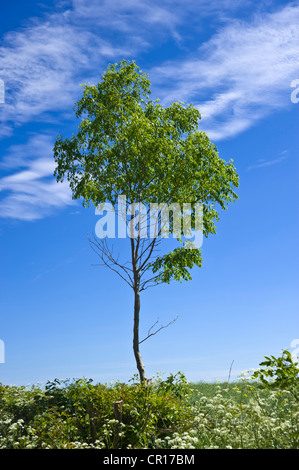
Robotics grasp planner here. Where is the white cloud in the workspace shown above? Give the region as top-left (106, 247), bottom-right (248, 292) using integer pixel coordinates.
top-left (246, 153), bottom-right (289, 171)
top-left (69, 0), bottom-right (262, 31)
top-left (70, 0), bottom-right (180, 32)
top-left (0, 134), bottom-right (55, 170)
top-left (150, 3), bottom-right (299, 140)
top-left (0, 136), bottom-right (75, 220)
top-left (0, 5), bottom-right (144, 131)
top-left (0, 174), bottom-right (74, 221)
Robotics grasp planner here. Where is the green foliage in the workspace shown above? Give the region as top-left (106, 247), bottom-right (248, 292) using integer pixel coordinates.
top-left (155, 372), bottom-right (192, 399)
top-left (0, 373), bottom-right (194, 449)
top-left (54, 59), bottom-right (239, 283)
top-left (149, 247), bottom-right (203, 283)
top-left (251, 350), bottom-right (299, 401)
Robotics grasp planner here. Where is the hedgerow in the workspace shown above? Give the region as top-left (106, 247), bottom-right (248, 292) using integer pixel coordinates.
top-left (0, 352), bottom-right (298, 449)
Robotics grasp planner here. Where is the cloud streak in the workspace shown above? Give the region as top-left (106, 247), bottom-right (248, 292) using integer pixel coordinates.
top-left (0, 16), bottom-right (135, 129)
top-left (246, 152), bottom-right (289, 171)
top-left (150, 2), bottom-right (299, 140)
top-left (0, 135), bottom-right (75, 220)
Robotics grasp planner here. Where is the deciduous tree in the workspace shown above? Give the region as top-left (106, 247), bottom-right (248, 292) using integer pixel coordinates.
top-left (54, 60), bottom-right (239, 382)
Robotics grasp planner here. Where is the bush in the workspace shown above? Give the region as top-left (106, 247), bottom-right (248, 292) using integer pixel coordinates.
top-left (0, 372), bottom-right (195, 449)
top-left (251, 349), bottom-right (299, 401)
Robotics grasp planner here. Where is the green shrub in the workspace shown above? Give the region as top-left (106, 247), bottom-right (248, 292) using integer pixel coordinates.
top-left (251, 350), bottom-right (299, 401)
top-left (0, 372), bottom-right (195, 449)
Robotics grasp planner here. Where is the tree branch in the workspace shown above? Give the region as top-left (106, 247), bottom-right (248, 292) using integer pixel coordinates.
top-left (88, 234), bottom-right (134, 288)
top-left (138, 236), bottom-right (161, 273)
top-left (139, 315), bottom-right (178, 344)
top-left (139, 275), bottom-right (161, 292)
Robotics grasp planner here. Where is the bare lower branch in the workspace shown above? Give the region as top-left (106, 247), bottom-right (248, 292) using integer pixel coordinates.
top-left (138, 236), bottom-right (161, 273)
top-left (139, 315), bottom-right (178, 344)
top-left (88, 234), bottom-right (134, 288)
top-left (139, 275), bottom-right (161, 292)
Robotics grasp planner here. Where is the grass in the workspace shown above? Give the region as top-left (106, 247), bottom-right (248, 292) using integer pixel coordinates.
top-left (190, 379), bottom-right (270, 403)
top-left (183, 378), bottom-right (299, 449)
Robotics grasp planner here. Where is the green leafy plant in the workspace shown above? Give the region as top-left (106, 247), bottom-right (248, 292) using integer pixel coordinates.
top-left (0, 373), bottom-right (195, 449)
top-left (251, 350), bottom-right (299, 401)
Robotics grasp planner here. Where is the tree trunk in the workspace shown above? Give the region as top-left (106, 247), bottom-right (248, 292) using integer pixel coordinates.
top-left (131, 237), bottom-right (147, 383)
top-left (133, 285), bottom-right (147, 382)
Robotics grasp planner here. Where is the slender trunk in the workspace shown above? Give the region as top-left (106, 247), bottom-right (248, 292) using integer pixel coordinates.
top-left (131, 238), bottom-right (147, 383)
top-left (133, 285), bottom-right (147, 382)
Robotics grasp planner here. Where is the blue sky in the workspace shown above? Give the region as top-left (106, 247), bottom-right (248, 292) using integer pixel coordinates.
top-left (0, 0), bottom-right (298, 386)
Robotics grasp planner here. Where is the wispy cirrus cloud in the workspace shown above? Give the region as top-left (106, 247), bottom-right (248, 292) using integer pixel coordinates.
top-left (0, 134), bottom-right (55, 170)
top-left (70, 0), bottom-right (180, 31)
top-left (0, 0), bottom-right (188, 135)
top-left (246, 151), bottom-right (289, 171)
top-left (150, 2), bottom-right (299, 140)
top-left (0, 134), bottom-right (75, 220)
top-left (0, 163), bottom-right (74, 221)
top-left (0, 17), bottom-right (136, 129)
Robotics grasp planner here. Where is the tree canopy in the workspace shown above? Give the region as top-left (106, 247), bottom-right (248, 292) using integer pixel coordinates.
top-left (54, 59), bottom-right (239, 284)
